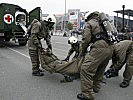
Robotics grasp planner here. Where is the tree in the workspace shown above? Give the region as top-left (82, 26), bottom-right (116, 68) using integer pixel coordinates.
top-left (63, 22), bottom-right (73, 37)
top-left (66, 22), bottom-right (73, 31)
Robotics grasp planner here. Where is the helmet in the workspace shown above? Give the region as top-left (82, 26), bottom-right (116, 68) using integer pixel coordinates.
top-left (84, 11), bottom-right (99, 22)
top-left (44, 14), bottom-right (56, 24)
top-left (68, 36), bottom-right (78, 44)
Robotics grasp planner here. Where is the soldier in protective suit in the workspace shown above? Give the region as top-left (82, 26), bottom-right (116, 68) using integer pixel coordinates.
top-left (62, 36), bottom-right (81, 82)
top-left (105, 40), bottom-right (133, 88)
top-left (27, 16), bottom-right (55, 76)
top-left (39, 48), bottom-right (84, 78)
top-left (63, 36), bottom-right (81, 61)
top-left (77, 11), bottom-right (115, 100)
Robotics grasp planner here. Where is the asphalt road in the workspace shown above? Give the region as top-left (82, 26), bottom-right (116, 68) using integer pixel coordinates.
top-left (0, 36), bottom-right (133, 100)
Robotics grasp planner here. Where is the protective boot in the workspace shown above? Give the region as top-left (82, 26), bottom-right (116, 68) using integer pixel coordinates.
top-left (60, 75), bottom-right (74, 83)
top-left (77, 93), bottom-right (94, 100)
top-left (120, 81), bottom-right (130, 88)
top-left (32, 71), bottom-right (44, 76)
top-left (60, 74), bottom-right (80, 83)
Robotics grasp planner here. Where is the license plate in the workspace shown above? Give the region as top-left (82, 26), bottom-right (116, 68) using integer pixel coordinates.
top-left (0, 33), bottom-right (4, 36)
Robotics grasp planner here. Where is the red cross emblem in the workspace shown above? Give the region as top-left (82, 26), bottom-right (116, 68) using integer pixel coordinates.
top-left (4, 14), bottom-right (14, 24)
top-left (5, 15), bottom-right (12, 22)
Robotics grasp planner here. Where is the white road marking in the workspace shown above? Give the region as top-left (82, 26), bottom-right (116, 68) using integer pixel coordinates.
top-left (7, 47), bottom-right (30, 59)
top-left (6, 40), bottom-right (68, 58)
top-left (7, 46), bottom-right (67, 58)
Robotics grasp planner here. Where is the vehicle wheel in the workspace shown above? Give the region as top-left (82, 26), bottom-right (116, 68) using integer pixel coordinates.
top-left (5, 37), bottom-right (10, 41)
top-left (18, 37), bottom-right (27, 46)
top-left (0, 37), bottom-right (5, 46)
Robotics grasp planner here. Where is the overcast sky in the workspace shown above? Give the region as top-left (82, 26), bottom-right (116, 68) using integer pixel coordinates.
top-left (0, 0), bottom-right (133, 16)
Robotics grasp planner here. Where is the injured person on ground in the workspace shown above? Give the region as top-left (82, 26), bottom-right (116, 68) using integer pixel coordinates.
top-left (39, 48), bottom-right (82, 82)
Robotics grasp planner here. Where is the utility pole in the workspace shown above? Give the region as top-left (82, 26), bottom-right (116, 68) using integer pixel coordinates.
top-left (63, 0), bottom-right (66, 34)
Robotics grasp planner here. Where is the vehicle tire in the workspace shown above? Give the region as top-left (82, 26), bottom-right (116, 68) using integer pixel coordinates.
top-left (18, 37), bottom-right (27, 46)
top-left (5, 37), bottom-right (10, 41)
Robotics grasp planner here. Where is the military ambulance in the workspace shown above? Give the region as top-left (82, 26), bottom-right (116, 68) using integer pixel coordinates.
top-left (0, 3), bottom-right (41, 46)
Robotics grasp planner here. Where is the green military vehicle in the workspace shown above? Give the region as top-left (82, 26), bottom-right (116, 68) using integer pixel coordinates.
top-left (0, 3), bottom-right (41, 46)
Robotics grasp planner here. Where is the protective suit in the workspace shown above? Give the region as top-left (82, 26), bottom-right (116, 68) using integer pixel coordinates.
top-left (77, 11), bottom-right (114, 100)
top-left (105, 40), bottom-right (133, 88)
top-left (67, 42), bottom-right (80, 60)
top-left (39, 48), bottom-right (84, 76)
top-left (63, 36), bottom-right (81, 61)
top-left (28, 18), bottom-right (54, 76)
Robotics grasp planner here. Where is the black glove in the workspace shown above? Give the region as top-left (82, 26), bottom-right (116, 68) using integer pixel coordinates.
top-left (104, 68), bottom-right (119, 78)
top-left (104, 68), bottom-right (112, 76)
top-left (48, 44), bottom-right (52, 51)
top-left (46, 48), bottom-right (52, 55)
